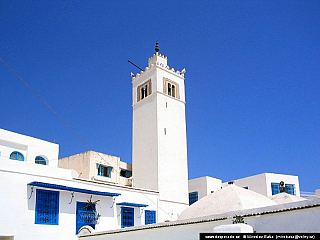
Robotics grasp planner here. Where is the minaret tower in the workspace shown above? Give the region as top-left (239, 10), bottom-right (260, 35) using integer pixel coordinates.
top-left (132, 42), bottom-right (189, 208)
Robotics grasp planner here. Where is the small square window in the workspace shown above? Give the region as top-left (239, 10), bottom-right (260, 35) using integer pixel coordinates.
top-left (145, 210), bottom-right (156, 225)
top-left (97, 164), bottom-right (112, 178)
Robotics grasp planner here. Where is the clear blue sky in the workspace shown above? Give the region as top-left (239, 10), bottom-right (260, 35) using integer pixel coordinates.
top-left (1, 1), bottom-right (319, 192)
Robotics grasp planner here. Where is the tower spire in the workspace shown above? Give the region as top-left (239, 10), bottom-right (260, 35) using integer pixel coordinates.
top-left (155, 41), bottom-right (159, 53)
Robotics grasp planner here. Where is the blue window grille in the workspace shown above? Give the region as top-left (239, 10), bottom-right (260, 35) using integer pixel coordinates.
top-left (76, 202), bottom-right (96, 234)
top-left (285, 184), bottom-right (296, 195)
top-left (35, 156), bottom-right (46, 165)
top-left (97, 164), bottom-right (112, 178)
top-left (10, 151), bottom-right (24, 161)
top-left (145, 210), bottom-right (156, 225)
top-left (189, 191), bottom-right (198, 205)
top-left (271, 182), bottom-right (280, 195)
top-left (35, 189), bottom-right (59, 225)
top-left (121, 207), bottom-right (134, 228)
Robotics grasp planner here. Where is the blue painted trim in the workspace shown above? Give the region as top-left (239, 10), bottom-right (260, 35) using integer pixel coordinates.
top-left (35, 189), bottom-right (59, 225)
top-left (28, 181), bottom-right (121, 197)
top-left (145, 210), bottom-right (156, 225)
top-left (10, 151), bottom-right (24, 161)
top-left (116, 202), bottom-right (148, 207)
top-left (121, 207), bottom-right (134, 228)
top-left (35, 156), bottom-right (47, 165)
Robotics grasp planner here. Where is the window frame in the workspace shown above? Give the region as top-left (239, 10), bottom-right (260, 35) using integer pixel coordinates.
top-left (271, 182), bottom-right (280, 195)
top-left (35, 189), bottom-right (59, 225)
top-left (145, 210), bottom-right (156, 225)
top-left (10, 151), bottom-right (24, 161)
top-left (121, 207), bottom-right (134, 228)
top-left (137, 79), bottom-right (152, 102)
top-left (35, 156), bottom-right (47, 165)
top-left (285, 184), bottom-right (296, 195)
top-left (97, 164), bottom-right (112, 178)
top-left (163, 78), bottom-right (179, 99)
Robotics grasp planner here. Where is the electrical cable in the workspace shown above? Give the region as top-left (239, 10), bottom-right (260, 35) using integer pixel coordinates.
top-left (1, 57), bottom-right (178, 220)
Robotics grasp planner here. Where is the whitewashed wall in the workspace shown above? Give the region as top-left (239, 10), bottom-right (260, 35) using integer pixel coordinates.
top-left (188, 176), bottom-right (222, 200)
top-left (0, 158), bottom-right (161, 240)
top-left (0, 128), bottom-right (59, 167)
top-left (79, 199), bottom-right (320, 240)
top-left (227, 173), bottom-right (300, 197)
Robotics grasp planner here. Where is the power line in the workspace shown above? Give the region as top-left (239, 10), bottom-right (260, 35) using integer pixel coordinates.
top-left (0, 57), bottom-right (93, 150)
top-left (0, 57), bottom-right (177, 220)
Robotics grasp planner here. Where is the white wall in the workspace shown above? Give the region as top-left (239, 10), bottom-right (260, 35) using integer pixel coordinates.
top-left (228, 173), bottom-right (300, 197)
top-left (78, 199), bottom-right (320, 240)
top-left (132, 53), bottom-right (189, 206)
top-left (188, 176), bottom-right (222, 200)
top-left (0, 128), bottom-right (59, 167)
top-left (0, 157), bottom-right (165, 240)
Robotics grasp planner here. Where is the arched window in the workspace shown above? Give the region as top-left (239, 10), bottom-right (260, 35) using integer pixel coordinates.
top-left (10, 151), bottom-right (24, 161)
top-left (35, 156), bottom-right (47, 165)
top-left (164, 79), bottom-right (179, 99)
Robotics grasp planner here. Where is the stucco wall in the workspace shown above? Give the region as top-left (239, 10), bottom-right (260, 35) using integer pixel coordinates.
top-left (0, 159), bottom-right (162, 240)
top-left (79, 200), bottom-right (320, 240)
top-left (229, 173), bottom-right (300, 197)
top-left (132, 53), bottom-right (189, 206)
top-left (188, 176), bottom-right (222, 200)
top-left (59, 151), bottom-right (132, 186)
top-left (0, 128), bottom-right (59, 167)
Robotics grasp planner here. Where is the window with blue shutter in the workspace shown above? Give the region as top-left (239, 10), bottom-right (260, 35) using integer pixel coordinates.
top-left (285, 184), bottom-right (296, 195)
top-left (145, 210), bottom-right (156, 225)
top-left (97, 164), bottom-right (112, 178)
top-left (121, 207), bottom-right (134, 228)
top-left (76, 202), bottom-right (96, 234)
top-left (189, 191), bottom-right (198, 205)
top-left (271, 182), bottom-right (280, 195)
top-left (35, 189), bottom-right (59, 225)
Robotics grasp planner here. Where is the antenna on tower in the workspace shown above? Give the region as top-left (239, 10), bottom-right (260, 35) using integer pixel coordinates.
top-left (155, 40), bottom-right (159, 52)
top-left (128, 60), bottom-right (143, 71)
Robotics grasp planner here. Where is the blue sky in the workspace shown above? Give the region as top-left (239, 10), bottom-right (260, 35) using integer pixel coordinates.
top-left (1, 1), bottom-right (319, 192)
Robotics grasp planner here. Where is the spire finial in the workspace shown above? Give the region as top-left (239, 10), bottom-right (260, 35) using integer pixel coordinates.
top-left (155, 41), bottom-right (159, 53)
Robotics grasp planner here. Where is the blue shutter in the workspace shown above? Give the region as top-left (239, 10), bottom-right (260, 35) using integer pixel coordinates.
top-left (271, 183), bottom-right (280, 195)
top-left (145, 210), bottom-right (156, 225)
top-left (76, 202), bottom-right (96, 234)
top-left (107, 167), bottom-right (113, 178)
top-left (121, 207), bottom-right (134, 228)
top-left (285, 184), bottom-right (296, 195)
top-left (35, 189), bottom-right (59, 225)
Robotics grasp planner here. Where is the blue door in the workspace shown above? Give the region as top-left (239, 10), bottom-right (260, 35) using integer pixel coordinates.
top-left (121, 207), bottom-right (134, 228)
top-left (76, 202), bottom-right (96, 234)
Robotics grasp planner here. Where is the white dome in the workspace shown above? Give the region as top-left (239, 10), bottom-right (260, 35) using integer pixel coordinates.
top-left (269, 192), bottom-right (307, 204)
top-left (179, 185), bottom-right (276, 220)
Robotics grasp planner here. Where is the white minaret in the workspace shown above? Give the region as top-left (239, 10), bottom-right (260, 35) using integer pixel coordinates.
top-left (132, 42), bottom-right (189, 208)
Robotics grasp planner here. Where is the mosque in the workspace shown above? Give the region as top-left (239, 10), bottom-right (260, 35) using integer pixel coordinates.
top-left (0, 43), bottom-right (319, 240)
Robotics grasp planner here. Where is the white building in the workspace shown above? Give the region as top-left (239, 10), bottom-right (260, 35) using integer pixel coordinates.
top-left (188, 173), bottom-right (300, 205)
top-left (0, 129), bottom-right (165, 240)
top-left (1, 43), bottom-right (319, 240)
top-left (0, 44), bottom-right (190, 239)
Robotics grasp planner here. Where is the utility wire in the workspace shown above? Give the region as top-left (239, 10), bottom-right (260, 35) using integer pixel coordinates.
top-left (1, 57), bottom-right (177, 220)
top-left (0, 57), bottom-right (92, 150)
